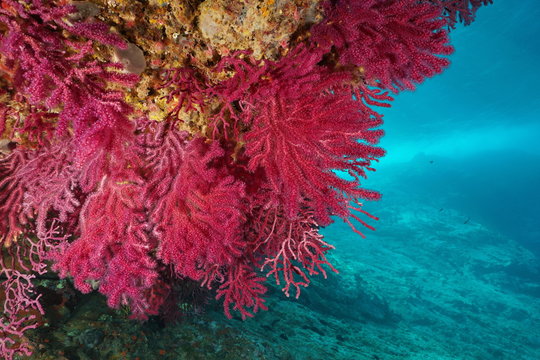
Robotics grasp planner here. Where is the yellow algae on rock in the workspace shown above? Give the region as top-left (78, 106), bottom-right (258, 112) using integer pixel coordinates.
top-left (48, 0), bottom-right (322, 127)
top-left (197, 0), bottom-right (321, 59)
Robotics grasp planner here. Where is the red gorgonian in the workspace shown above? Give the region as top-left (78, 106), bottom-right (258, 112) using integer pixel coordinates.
top-left (0, 0), bottom-right (492, 358)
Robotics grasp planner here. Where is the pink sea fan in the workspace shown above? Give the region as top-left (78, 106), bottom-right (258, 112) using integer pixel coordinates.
top-left (215, 261), bottom-right (267, 320)
top-left (53, 177), bottom-right (160, 318)
top-left (0, 143), bottom-right (84, 248)
top-left (0, 195), bottom-right (70, 360)
top-left (0, 265), bottom-right (42, 360)
top-left (250, 200), bottom-right (338, 299)
top-left (311, 0), bottom-right (454, 91)
top-left (430, 0), bottom-right (493, 28)
top-left (163, 52), bottom-right (269, 139)
top-left (143, 124), bottom-right (247, 281)
top-left (0, 151), bottom-right (28, 245)
top-left (11, 108), bottom-right (57, 147)
top-left (0, 0), bottom-right (137, 164)
top-left (241, 47), bottom-right (385, 230)
top-left (138, 121), bottom-right (262, 318)
top-left (161, 66), bottom-right (208, 116)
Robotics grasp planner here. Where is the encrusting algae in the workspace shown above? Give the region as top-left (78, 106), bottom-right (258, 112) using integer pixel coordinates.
top-left (47, 0), bottom-right (321, 136)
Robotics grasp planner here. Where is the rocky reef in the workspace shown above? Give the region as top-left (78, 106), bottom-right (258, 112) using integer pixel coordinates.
top-left (0, 0), bottom-right (493, 358)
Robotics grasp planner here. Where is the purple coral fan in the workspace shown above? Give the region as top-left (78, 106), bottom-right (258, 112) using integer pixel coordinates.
top-left (431, 0), bottom-right (493, 28)
top-left (311, 0), bottom-right (454, 91)
top-left (241, 46), bottom-right (385, 229)
top-left (0, 0), bottom-right (137, 164)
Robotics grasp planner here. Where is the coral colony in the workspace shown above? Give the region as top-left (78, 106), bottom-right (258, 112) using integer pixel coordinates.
top-left (0, 0), bottom-right (490, 358)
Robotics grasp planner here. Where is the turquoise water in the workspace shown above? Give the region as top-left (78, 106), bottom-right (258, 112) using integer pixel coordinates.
top-left (366, 0), bottom-right (540, 255)
top-left (319, 0), bottom-right (540, 358)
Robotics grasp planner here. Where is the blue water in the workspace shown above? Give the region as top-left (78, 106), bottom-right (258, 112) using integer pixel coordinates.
top-left (363, 0), bottom-right (540, 256)
top-left (315, 1), bottom-right (540, 358)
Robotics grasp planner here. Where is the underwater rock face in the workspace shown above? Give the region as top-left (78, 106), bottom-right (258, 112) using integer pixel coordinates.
top-left (198, 0), bottom-right (321, 59)
top-left (79, 328), bottom-right (104, 348)
top-left (69, 1), bottom-right (100, 21)
top-left (0, 0), bottom-right (493, 359)
top-left (298, 271), bottom-right (399, 324)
